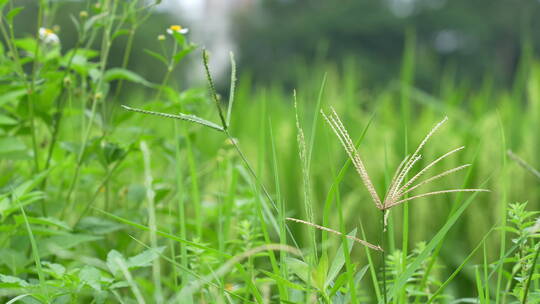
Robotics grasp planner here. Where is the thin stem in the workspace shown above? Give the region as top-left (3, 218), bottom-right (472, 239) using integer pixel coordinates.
top-left (521, 242), bottom-right (540, 304)
top-left (381, 210), bottom-right (387, 304)
top-left (27, 2), bottom-right (45, 174)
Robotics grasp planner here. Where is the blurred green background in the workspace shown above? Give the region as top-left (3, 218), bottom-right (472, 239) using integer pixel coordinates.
top-left (2, 0), bottom-right (540, 301)
top-left (12, 0), bottom-right (540, 90)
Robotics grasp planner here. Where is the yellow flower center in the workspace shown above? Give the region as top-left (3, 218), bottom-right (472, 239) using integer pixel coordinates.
top-left (169, 25), bottom-right (182, 32)
top-left (44, 28), bottom-right (54, 35)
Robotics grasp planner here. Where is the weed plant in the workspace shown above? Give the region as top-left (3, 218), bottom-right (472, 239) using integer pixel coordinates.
top-left (0, 1), bottom-right (539, 303)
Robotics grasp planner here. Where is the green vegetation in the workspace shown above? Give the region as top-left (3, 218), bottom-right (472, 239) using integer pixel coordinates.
top-left (0, 1), bottom-right (539, 303)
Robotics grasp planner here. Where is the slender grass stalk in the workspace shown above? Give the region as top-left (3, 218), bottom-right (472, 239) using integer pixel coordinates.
top-left (140, 141), bottom-right (163, 303)
top-left (268, 119), bottom-right (289, 300)
top-left (115, 256), bottom-right (146, 304)
top-left (62, 0), bottom-right (119, 217)
top-left (360, 223), bottom-right (382, 302)
top-left (497, 112), bottom-right (509, 304)
top-left (294, 92), bottom-right (318, 288)
top-left (27, 1), bottom-right (45, 173)
top-left (16, 193), bottom-right (48, 301)
top-left (381, 210), bottom-right (387, 304)
top-left (507, 150), bottom-right (540, 181)
top-left (173, 121), bottom-right (192, 301)
top-left (426, 225), bottom-right (496, 304)
top-left (522, 242), bottom-right (540, 304)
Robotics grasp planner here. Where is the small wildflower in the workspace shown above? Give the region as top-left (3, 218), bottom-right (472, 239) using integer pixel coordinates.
top-left (157, 34), bottom-right (166, 41)
top-left (39, 27), bottom-right (60, 44)
top-left (95, 92), bottom-right (103, 100)
top-left (63, 76), bottom-right (72, 86)
top-left (79, 10), bottom-right (88, 18)
top-left (224, 283), bottom-right (236, 292)
top-left (166, 25), bottom-right (189, 35)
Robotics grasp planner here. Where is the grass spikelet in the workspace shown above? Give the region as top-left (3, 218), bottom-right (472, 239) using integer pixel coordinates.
top-left (286, 217), bottom-right (383, 251)
top-left (321, 108), bottom-right (383, 209)
top-left (322, 110), bottom-right (489, 212)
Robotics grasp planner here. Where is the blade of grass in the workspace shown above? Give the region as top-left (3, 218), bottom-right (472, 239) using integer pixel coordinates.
top-left (94, 208), bottom-right (229, 258)
top-left (226, 52), bottom-right (236, 127)
top-left (14, 189), bottom-right (48, 301)
top-left (426, 225), bottom-right (496, 304)
top-left (140, 141), bottom-right (163, 303)
top-left (383, 179), bottom-right (490, 303)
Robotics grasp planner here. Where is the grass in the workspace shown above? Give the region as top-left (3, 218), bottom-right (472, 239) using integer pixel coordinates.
top-left (0, 0), bottom-right (539, 303)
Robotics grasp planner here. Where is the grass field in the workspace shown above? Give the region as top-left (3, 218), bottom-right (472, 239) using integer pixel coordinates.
top-left (0, 1), bottom-right (539, 303)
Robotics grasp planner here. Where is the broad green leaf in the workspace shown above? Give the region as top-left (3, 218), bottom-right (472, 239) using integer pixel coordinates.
top-left (13, 216), bottom-right (71, 231)
top-left (42, 261), bottom-right (66, 278)
top-left (0, 137), bottom-right (27, 155)
top-left (6, 6), bottom-right (24, 23)
top-left (260, 270), bottom-right (308, 291)
top-left (314, 253), bottom-right (328, 291)
top-left (38, 234), bottom-right (103, 257)
top-left (0, 249), bottom-right (28, 273)
top-left (75, 216), bottom-right (124, 235)
top-left (106, 250), bottom-right (125, 276)
top-left (0, 114), bottom-right (17, 125)
top-left (79, 266), bottom-right (101, 291)
top-left (126, 246), bottom-right (165, 269)
top-left (285, 257), bottom-right (310, 284)
top-left (0, 0), bottom-right (10, 10)
top-left (0, 274), bottom-right (29, 287)
top-left (173, 45), bottom-right (196, 64)
top-left (0, 89), bottom-right (27, 107)
top-left (103, 68), bottom-right (154, 87)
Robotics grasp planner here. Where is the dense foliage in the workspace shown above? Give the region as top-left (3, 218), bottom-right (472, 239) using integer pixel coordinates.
top-left (0, 0), bottom-right (539, 303)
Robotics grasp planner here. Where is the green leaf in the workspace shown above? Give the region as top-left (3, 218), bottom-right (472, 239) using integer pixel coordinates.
top-left (0, 88), bottom-right (27, 107)
top-left (121, 105), bottom-right (224, 132)
top-left (106, 250), bottom-right (125, 276)
top-left (0, 274), bottom-right (29, 287)
top-left (260, 270), bottom-right (308, 291)
top-left (79, 266), bottom-right (102, 291)
top-left (384, 188), bottom-right (488, 303)
top-left (285, 257), bottom-right (310, 284)
top-left (83, 12), bottom-right (108, 33)
top-left (6, 6), bottom-right (24, 23)
top-left (144, 49), bottom-right (168, 66)
top-left (42, 261), bottom-right (66, 278)
top-left (13, 216), bottom-right (71, 231)
top-left (126, 246), bottom-right (165, 268)
top-left (97, 208), bottom-right (229, 257)
top-left (0, 114), bottom-right (18, 125)
top-left (112, 29), bottom-right (131, 40)
top-left (75, 216), bottom-right (124, 235)
top-left (38, 234), bottom-right (103, 257)
top-left (314, 253), bottom-right (328, 291)
top-left (326, 228), bottom-right (357, 288)
top-left (171, 31), bottom-right (186, 47)
top-left (103, 68), bottom-right (154, 87)
top-left (0, 0), bottom-right (10, 10)
top-left (173, 45), bottom-right (196, 64)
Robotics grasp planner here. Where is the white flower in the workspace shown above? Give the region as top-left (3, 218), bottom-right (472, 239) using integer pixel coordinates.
top-left (166, 25), bottom-right (189, 35)
top-left (39, 27), bottom-right (59, 44)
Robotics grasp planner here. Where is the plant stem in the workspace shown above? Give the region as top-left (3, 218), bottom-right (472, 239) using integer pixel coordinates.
top-left (522, 241), bottom-right (540, 304)
top-left (381, 209), bottom-right (387, 304)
